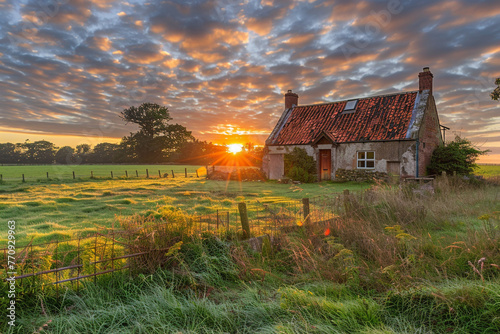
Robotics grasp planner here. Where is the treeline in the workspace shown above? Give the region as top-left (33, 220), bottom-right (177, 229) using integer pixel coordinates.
top-left (0, 103), bottom-right (264, 166)
top-left (0, 140), bottom-right (263, 166)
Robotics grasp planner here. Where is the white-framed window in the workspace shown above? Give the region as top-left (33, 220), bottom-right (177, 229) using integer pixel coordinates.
top-left (357, 151), bottom-right (375, 169)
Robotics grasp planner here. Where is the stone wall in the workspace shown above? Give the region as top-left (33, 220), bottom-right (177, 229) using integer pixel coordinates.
top-left (335, 168), bottom-right (389, 182)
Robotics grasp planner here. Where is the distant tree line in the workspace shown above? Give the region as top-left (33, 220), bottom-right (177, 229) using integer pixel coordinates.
top-left (0, 103), bottom-right (263, 166)
top-left (0, 139), bottom-right (263, 166)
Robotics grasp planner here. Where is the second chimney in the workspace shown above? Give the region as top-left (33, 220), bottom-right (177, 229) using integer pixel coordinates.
top-left (418, 67), bottom-right (433, 95)
top-left (285, 90), bottom-right (298, 109)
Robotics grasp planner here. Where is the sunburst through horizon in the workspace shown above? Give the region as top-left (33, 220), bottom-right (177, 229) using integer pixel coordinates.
top-left (227, 143), bottom-right (243, 154)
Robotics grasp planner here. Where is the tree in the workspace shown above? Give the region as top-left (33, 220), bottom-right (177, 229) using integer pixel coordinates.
top-left (120, 103), bottom-right (192, 163)
top-left (55, 146), bottom-right (76, 164)
top-left (76, 144), bottom-right (91, 164)
top-left (18, 140), bottom-right (56, 164)
top-left (171, 139), bottom-right (226, 164)
top-left (88, 143), bottom-right (122, 164)
top-left (427, 136), bottom-right (489, 176)
top-left (0, 143), bottom-right (20, 164)
top-left (242, 142), bottom-right (264, 167)
top-left (491, 78), bottom-right (500, 101)
top-left (284, 147), bottom-right (317, 182)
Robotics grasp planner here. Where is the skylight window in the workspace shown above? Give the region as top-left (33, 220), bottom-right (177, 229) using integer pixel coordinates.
top-left (344, 100), bottom-right (358, 111)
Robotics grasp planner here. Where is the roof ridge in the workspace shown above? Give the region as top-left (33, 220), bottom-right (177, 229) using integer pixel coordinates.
top-left (296, 90), bottom-right (419, 108)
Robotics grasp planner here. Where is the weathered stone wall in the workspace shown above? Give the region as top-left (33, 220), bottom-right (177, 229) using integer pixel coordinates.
top-left (334, 140), bottom-right (416, 177)
top-left (335, 168), bottom-right (388, 182)
top-left (264, 145), bottom-right (317, 179)
top-left (264, 140), bottom-right (417, 180)
top-left (418, 95), bottom-right (442, 176)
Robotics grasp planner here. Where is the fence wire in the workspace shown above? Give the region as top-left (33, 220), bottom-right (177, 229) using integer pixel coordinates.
top-left (1, 196), bottom-right (341, 294)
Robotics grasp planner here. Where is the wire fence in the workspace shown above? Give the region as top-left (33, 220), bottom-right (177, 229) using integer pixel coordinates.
top-left (0, 166), bottom-right (206, 183)
top-left (1, 195), bottom-right (341, 296)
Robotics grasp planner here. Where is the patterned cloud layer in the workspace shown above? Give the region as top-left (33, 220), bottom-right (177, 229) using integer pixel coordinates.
top-left (0, 0), bottom-right (499, 157)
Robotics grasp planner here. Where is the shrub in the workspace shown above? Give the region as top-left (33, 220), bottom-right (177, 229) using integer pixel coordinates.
top-left (284, 147), bottom-right (317, 183)
top-left (427, 136), bottom-right (489, 176)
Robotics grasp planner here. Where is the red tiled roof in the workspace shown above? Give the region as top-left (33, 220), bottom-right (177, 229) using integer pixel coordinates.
top-left (268, 91), bottom-right (418, 145)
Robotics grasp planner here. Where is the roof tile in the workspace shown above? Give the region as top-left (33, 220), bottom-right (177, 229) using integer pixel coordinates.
top-left (269, 92), bottom-right (418, 145)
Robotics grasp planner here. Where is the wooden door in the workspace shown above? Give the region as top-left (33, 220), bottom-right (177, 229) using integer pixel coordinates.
top-left (319, 150), bottom-right (331, 181)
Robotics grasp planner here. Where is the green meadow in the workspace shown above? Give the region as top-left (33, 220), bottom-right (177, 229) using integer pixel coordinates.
top-left (476, 164), bottom-right (500, 178)
top-left (0, 164), bottom-right (205, 182)
top-left (1, 165), bottom-right (499, 333)
top-left (0, 169), bottom-right (368, 245)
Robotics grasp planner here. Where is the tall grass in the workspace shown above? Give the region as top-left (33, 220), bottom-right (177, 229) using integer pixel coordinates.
top-left (3, 176), bottom-right (499, 333)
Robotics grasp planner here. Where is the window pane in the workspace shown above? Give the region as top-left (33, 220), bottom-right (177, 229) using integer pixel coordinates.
top-left (344, 100), bottom-right (358, 110)
top-left (367, 161), bottom-right (375, 168)
top-left (358, 161), bottom-right (365, 168)
top-left (358, 152), bottom-right (365, 159)
top-left (367, 151), bottom-right (374, 159)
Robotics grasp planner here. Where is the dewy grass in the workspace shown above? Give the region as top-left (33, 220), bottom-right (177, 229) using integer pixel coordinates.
top-left (1, 175), bottom-right (499, 333)
top-left (0, 176), bottom-right (370, 243)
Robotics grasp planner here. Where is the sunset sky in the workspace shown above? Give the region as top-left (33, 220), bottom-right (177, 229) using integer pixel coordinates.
top-left (0, 0), bottom-right (499, 162)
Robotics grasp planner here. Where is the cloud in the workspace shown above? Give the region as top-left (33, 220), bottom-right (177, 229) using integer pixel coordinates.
top-left (0, 0), bottom-right (498, 161)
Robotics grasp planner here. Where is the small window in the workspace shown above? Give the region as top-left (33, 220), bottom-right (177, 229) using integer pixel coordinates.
top-left (357, 151), bottom-right (375, 169)
top-left (343, 100), bottom-right (358, 113)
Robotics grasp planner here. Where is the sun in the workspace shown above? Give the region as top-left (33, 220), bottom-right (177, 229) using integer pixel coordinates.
top-left (227, 143), bottom-right (243, 154)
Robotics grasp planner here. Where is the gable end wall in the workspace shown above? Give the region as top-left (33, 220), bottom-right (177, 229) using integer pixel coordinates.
top-left (418, 95), bottom-right (442, 176)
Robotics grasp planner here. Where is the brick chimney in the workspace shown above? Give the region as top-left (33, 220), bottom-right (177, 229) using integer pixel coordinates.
top-left (418, 67), bottom-right (433, 95)
top-left (285, 90), bottom-right (298, 109)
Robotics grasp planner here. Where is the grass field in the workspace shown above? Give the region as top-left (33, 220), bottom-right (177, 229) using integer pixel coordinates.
top-left (476, 164), bottom-right (500, 177)
top-left (1, 166), bottom-right (499, 333)
top-left (0, 164), bottom-right (206, 182)
top-left (0, 168), bottom-right (369, 244)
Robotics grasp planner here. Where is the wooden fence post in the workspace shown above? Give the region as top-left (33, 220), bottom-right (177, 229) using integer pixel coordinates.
top-left (46, 172), bottom-right (49, 179)
top-left (302, 198), bottom-right (310, 224)
top-left (111, 171), bottom-right (113, 178)
top-left (136, 170), bottom-right (138, 177)
top-left (158, 170), bottom-right (161, 178)
top-left (73, 171), bottom-right (76, 179)
top-left (146, 169), bottom-right (149, 178)
top-left (196, 170), bottom-right (199, 178)
top-left (91, 171), bottom-right (94, 178)
top-left (125, 170), bottom-right (128, 178)
top-left (185, 168), bottom-right (188, 178)
top-left (343, 189), bottom-right (351, 212)
top-left (238, 202), bottom-right (250, 240)
top-left (171, 170), bottom-right (175, 178)
top-left (22, 174), bottom-right (25, 182)
top-left (206, 165), bottom-right (209, 179)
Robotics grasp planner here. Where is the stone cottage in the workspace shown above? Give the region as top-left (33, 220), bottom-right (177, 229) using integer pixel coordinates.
top-left (263, 67), bottom-right (443, 180)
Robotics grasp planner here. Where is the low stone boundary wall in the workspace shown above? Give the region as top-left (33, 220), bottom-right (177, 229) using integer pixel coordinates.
top-left (335, 168), bottom-right (388, 182)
